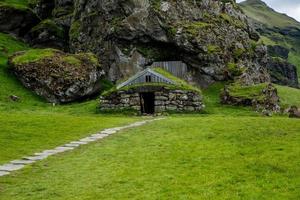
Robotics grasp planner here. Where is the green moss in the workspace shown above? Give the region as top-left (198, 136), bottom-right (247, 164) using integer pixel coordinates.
top-left (63, 56), bottom-right (81, 66)
top-left (227, 83), bottom-right (268, 101)
top-left (207, 45), bottom-right (220, 54)
top-left (183, 21), bottom-right (210, 36)
top-left (83, 53), bottom-right (99, 65)
top-left (69, 20), bottom-right (81, 40)
top-left (152, 67), bottom-right (202, 94)
top-left (233, 48), bottom-right (246, 59)
top-left (11, 49), bottom-right (56, 64)
top-left (220, 13), bottom-right (246, 29)
top-left (227, 62), bottom-right (245, 76)
top-left (31, 19), bottom-right (65, 38)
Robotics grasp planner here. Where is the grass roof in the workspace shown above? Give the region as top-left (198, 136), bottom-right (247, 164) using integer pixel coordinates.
top-left (102, 67), bottom-right (202, 96)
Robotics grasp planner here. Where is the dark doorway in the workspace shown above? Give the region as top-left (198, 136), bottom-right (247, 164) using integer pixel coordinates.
top-left (140, 92), bottom-right (155, 114)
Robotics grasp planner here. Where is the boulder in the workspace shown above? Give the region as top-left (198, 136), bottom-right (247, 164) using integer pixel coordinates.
top-left (221, 83), bottom-right (280, 112)
top-left (289, 106), bottom-right (300, 118)
top-left (9, 49), bottom-right (105, 103)
top-left (0, 3), bottom-right (40, 36)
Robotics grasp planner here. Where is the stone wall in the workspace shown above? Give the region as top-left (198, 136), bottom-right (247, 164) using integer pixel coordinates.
top-left (99, 88), bottom-right (204, 113)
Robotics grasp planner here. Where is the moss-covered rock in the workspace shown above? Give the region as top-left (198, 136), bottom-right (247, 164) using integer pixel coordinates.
top-left (221, 83), bottom-right (280, 112)
top-left (0, 2), bottom-right (40, 36)
top-left (9, 48), bottom-right (104, 103)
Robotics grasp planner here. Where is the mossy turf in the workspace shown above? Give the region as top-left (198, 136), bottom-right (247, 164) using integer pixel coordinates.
top-left (0, 116), bottom-right (299, 199)
top-left (11, 48), bottom-right (56, 64)
top-left (224, 82), bottom-right (300, 108)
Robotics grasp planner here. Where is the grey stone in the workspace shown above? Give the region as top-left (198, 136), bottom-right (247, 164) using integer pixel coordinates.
top-left (0, 171), bottom-right (10, 176)
top-left (70, 141), bottom-right (88, 145)
top-left (64, 143), bottom-right (80, 147)
top-left (10, 159), bottom-right (35, 165)
top-left (24, 155), bottom-right (48, 161)
top-left (0, 164), bottom-right (25, 172)
top-left (80, 137), bottom-right (97, 142)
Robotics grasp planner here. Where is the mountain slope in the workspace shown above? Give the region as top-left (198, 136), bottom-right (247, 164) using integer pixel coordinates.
top-left (239, 0), bottom-right (300, 83)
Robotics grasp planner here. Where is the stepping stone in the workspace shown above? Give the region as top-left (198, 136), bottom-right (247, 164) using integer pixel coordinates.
top-left (70, 141), bottom-right (88, 145)
top-left (55, 147), bottom-right (74, 152)
top-left (34, 152), bottom-right (56, 157)
top-left (101, 130), bottom-right (117, 135)
top-left (42, 150), bottom-right (61, 155)
top-left (80, 138), bottom-right (97, 142)
top-left (24, 155), bottom-right (48, 161)
top-left (10, 159), bottom-right (35, 165)
top-left (90, 134), bottom-right (107, 139)
top-left (0, 164), bottom-right (25, 172)
top-left (0, 171), bottom-right (10, 177)
top-left (64, 143), bottom-right (80, 147)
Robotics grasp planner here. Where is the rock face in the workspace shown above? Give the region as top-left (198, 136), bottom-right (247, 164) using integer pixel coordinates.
top-left (26, 0), bottom-right (74, 50)
top-left (25, 19), bottom-right (68, 50)
top-left (239, 0), bottom-right (300, 88)
top-left (221, 83), bottom-right (280, 112)
top-left (9, 49), bottom-right (104, 103)
top-left (266, 58), bottom-right (299, 88)
top-left (0, 3), bottom-right (40, 36)
top-left (100, 86), bottom-right (203, 114)
top-left (69, 0), bottom-right (270, 87)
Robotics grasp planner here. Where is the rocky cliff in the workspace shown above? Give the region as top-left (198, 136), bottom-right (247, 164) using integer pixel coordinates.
top-left (68, 0), bottom-right (270, 87)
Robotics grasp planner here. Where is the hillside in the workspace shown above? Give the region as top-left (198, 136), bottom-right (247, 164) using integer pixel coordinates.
top-left (240, 0), bottom-right (300, 83)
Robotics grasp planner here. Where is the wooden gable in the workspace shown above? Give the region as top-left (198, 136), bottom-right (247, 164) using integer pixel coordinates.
top-left (117, 68), bottom-right (175, 89)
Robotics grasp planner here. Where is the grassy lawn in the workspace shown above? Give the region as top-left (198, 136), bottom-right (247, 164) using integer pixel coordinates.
top-left (0, 116), bottom-right (299, 199)
top-left (0, 33), bottom-right (139, 164)
top-left (0, 112), bottom-right (139, 164)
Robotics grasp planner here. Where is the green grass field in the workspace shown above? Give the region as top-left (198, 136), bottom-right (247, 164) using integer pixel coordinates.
top-left (0, 116), bottom-right (299, 199)
top-left (0, 32), bottom-right (300, 199)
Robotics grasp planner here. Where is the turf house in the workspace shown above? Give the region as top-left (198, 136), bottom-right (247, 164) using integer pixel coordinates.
top-left (99, 68), bottom-right (204, 114)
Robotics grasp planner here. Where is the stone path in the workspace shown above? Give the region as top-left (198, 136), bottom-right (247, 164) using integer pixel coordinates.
top-left (0, 118), bottom-right (164, 177)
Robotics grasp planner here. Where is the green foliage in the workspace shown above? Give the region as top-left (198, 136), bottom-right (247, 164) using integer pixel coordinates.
top-left (11, 48), bottom-right (56, 64)
top-left (1, 116), bottom-right (300, 199)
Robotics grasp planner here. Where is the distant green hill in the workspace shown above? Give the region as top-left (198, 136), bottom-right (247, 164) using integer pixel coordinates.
top-left (240, 0), bottom-right (300, 82)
